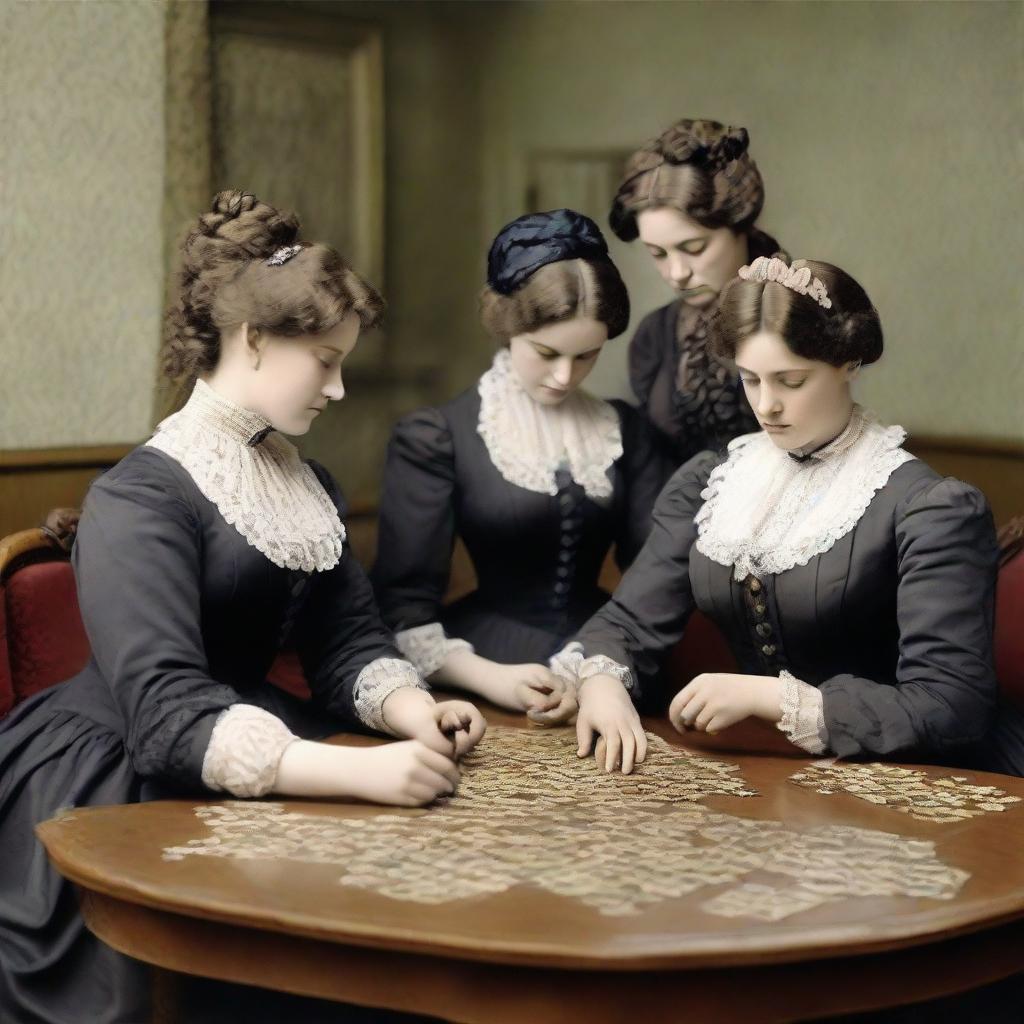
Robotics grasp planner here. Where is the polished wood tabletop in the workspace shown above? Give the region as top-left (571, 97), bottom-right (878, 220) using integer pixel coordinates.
top-left (37, 706), bottom-right (1024, 1023)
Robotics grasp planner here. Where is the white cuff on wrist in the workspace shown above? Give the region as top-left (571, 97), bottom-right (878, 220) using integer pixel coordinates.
top-left (353, 657), bottom-right (429, 735)
top-left (548, 643), bottom-right (634, 694)
top-left (394, 622), bottom-right (474, 678)
top-left (777, 670), bottom-right (828, 754)
top-left (201, 704), bottom-right (299, 798)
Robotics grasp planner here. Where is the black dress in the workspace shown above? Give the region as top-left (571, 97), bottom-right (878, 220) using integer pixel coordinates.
top-left (628, 230), bottom-right (780, 473)
top-left (572, 448), bottom-right (1002, 763)
top-left (371, 384), bottom-right (665, 668)
top-left (628, 298), bottom-right (760, 472)
top-left (0, 447), bottom-right (408, 1024)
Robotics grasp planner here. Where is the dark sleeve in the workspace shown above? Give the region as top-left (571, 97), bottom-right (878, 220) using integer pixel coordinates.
top-left (821, 478), bottom-right (999, 760)
top-left (72, 454), bottom-right (238, 790)
top-left (294, 463), bottom-right (409, 723)
top-left (574, 451), bottom-right (721, 689)
top-left (610, 400), bottom-right (671, 569)
top-left (627, 307), bottom-right (667, 412)
top-left (370, 408), bottom-right (457, 632)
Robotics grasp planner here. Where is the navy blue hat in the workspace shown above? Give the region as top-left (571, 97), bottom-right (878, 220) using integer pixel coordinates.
top-left (486, 209), bottom-right (610, 296)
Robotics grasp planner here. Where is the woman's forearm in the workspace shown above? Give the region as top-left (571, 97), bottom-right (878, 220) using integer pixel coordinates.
top-left (274, 740), bottom-right (367, 798)
top-left (428, 649), bottom-right (507, 702)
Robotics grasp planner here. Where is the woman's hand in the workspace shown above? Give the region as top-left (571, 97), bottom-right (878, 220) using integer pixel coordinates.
top-left (435, 650), bottom-right (568, 717)
top-left (575, 673), bottom-right (647, 774)
top-left (669, 673), bottom-right (782, 735)
top-left (274, 738), bottom-right (460, 807)
top-left (350, 741), bottom-right (462, 805)
top-left (495, 663), bottom-right (569, 715)
top-left (382, 686), bottom-right (486, 759)
top-left (428, 700), bottom-right (487, 757)
top-left (525, 680), bottom-right (578, 728)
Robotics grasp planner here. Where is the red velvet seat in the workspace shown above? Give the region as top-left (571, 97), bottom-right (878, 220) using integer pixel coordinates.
top-left (0, 528), bottom-right (90, 715)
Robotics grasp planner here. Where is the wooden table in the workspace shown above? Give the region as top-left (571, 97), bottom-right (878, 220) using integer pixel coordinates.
top-left (37, 707), bottom-right (1024, 1023)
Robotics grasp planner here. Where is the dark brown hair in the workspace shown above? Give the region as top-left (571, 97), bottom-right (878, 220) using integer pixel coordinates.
top-left (162, 190), bottom-right (384, 383)
top-left (479, 257), bottom-right (629, 344)
top-left (610, 118), bottom-right (778, 257)
top-left (710, 258), bottom-right (884, 367)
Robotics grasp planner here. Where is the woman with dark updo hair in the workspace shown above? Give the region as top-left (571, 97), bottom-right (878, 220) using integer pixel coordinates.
top-left (0, 190), bottom-right (485, 1023)
top-left (610, 118), bottom-right (781, 472)
top-left (371, 210), bottom-right (663, 720)
top-left (552, 254), bottom-right (1002, 778)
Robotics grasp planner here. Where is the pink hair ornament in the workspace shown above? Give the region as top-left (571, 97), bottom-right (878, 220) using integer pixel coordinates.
top-left (737, 256), bottom-right (832, 310)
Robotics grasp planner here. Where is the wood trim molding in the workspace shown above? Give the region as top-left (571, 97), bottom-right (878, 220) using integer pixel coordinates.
top-left (906, 434), bottom-right (1024, 460)
top-left (0, 445), bottom-right (137, 472)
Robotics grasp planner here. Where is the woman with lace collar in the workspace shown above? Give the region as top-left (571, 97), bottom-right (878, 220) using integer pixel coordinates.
top-left (371, 210), bottom-right (665, 718)
top-left (610, 118), bottom-right (782, 473)
top-left (557, 255), bottom-right (1000, 776)
top-left (0, 191), bottom-right (485, 1024)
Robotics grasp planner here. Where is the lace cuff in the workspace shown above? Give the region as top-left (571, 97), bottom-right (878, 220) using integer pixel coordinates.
top-left (548, 642), bottom-right (635, 694)
top-left (200, 704), bottom-right (299, 798)
top-left (777, 670), bottom-right (828, 755)
top-left (353, 657), bottom-right (429, 735)
top-left (393, 622), bottom-right (474, 678)
top-left (549, 642), bottom-right (584, 694)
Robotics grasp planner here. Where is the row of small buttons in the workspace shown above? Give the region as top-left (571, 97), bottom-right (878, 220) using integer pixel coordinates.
top-left (745, 575), bottom-right (777, 659)
top-left (552, 472), bottom-right (584, 624)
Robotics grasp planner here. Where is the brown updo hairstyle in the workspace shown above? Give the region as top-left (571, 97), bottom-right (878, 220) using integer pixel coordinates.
top-left (610, 118), bottom-right (780, 261)
top-left (710, 258), bottom-right (884, 368)
top-left (479, 258), bottom-right (630, 345)
top-left (162, 190), bottom-right (384, 383)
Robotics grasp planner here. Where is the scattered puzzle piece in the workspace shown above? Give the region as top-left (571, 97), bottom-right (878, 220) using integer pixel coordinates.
top-left (788, 763), bottom-right (1022, 823)
top-left (163, 728), bottom-right (969, 920)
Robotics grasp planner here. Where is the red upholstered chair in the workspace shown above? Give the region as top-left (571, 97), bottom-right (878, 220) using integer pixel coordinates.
top-left (0, 510), bottom-right (314, 716)
top-left (996, 517), bottom-right (1024, 708)
top-left (0, 520), bottom-right (90, 716)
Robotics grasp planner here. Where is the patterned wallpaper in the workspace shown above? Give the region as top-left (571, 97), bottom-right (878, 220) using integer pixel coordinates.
top-left (0, 0), bottom-right (167, 449)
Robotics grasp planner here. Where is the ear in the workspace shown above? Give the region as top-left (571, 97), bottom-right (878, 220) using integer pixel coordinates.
top-left (243, 322), bottom-right (263, 354)
top-left (844, 359), bottom-right (862, 382)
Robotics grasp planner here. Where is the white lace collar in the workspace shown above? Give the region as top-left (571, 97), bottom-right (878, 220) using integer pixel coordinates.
top-left (146, 379), bottom-right (345, 572)
top-left (694, 405), bottom-right (915, 581)
top-left (476, 349), bottom-right (622, 501)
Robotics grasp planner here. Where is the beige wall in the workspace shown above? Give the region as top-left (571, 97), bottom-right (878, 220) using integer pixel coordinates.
top-left (474, 0), bottom-right (1023, 442)
top-left (2, 0), bottom-right (1020, 507)
top-left (0, 0), bottom-right (167, 450)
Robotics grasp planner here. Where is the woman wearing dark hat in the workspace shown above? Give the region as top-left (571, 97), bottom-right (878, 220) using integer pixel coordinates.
top-left (610, 118), bottom-right (782, 470)
top-left (371, 210), bottom-right (664, 719)
top-left (554, 255), bottom-right (1000, 777)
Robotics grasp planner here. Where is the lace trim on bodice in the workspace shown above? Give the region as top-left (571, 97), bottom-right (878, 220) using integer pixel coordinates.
top-left (146, 379), bottom-right (345, 572)
top-left (477, 349), bottom-right (622, 501)
top-left (694, 406), bottom-right (915, 581)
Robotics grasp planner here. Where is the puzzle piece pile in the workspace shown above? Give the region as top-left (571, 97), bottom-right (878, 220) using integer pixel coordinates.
top-left (163, 728), bottom-right (971, 920)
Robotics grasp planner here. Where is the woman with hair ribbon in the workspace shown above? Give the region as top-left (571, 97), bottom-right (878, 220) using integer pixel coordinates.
top-left (551, 254), bottom-right (1002, 778)
top-left (372, 209), bottom-right (664, 722)
top-left (610, 118), bottom-right (783, 474)
top-left (0, 190), bottom-right (485, 1024)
